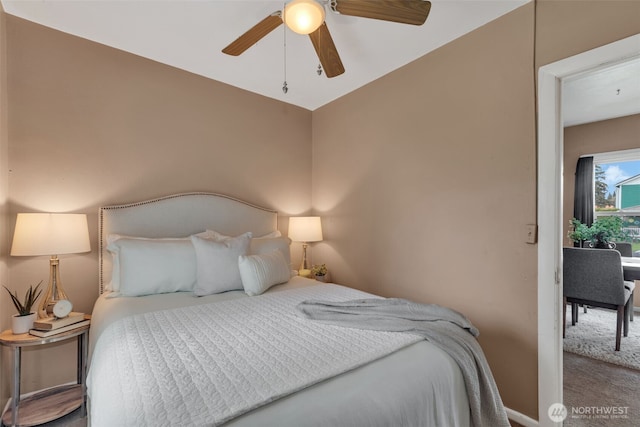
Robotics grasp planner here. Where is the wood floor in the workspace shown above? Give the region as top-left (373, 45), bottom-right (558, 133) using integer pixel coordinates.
top-left (36, 408), bottom-right (85, 427)
top-left (564, 351), bottom-right (640, 426)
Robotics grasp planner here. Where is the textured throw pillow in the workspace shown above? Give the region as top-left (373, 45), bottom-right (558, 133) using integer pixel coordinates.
top-left (190, 232), bottom-right (252, 296)
top-left (239, 250), bottom-right (291, 296)
top-left (106, 238), bottom-right (197, 297)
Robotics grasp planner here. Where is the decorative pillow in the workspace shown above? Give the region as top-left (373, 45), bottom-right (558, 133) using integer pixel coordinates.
top-left (105, 234), bottom-right (193, 292)
top-left (105, 233), bottom-right (128, 292)
top-left (239, 250), bottom-right (291, 296)
top-left (106, 238), bottom-right (197, 297)
top-left (254, 230), bottom-right (282, 239)
top-left (249, 236), bottom-right (292, 269)
top-left (199, 229), bottom-right (281, 240)
top-left (190, 232), bottom-right (252, 296)
top-left (198, 229), bottom-right (291, 268)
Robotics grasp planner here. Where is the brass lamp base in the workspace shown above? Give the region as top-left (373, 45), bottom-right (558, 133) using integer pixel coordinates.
top-left (299, 243), bottom-right (309, 271)
top-left (38, 255), bottom-right (69, 319)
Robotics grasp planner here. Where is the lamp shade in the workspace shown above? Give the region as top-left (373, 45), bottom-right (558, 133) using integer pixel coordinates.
top-left (284, 0), bottom-right (325, 35)
top-left (288, 216), bottom-right (323, 243)
top-left (10, 213), bottom-right (91, 256)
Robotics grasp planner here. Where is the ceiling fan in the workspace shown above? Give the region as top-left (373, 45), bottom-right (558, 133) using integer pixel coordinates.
top-left (222, 0), bottom-right (432, 78)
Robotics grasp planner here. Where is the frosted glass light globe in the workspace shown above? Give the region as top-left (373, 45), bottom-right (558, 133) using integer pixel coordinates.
top-left (284, 0), bottom-right (325, 35)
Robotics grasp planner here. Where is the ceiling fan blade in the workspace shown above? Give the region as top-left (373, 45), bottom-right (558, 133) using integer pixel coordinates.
top-left (222, 11), bottom-right (283, 56)
top-left (333, 0), bottom-right (431, 26)
top-left (309, 22), bottom-right (345, 78)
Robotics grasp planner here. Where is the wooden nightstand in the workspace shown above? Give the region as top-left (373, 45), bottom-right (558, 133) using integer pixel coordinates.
top-left (0, 317), bottom-right (90, 427)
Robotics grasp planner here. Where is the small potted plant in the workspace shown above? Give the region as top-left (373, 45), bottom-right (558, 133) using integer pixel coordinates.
top-left (568, 217), bottom-right (630, 249)
top-left (588, 216), bottom-right (629, 248)
top-left (568, 218), bottom-right (592, 247)
top-left (311, 264), bottom-right (329, 282)
top-left (4, 282), bottom-right (42, 334)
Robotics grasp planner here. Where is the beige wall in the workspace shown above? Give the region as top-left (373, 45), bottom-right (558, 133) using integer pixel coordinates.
top-left (535, 0), bottom-right (640, 69)
top-left (313, 0), bottom-right (640, 420)
top-left (0, 6), bottom-right (8, 406)
top-left (563, 114), bottom-right (640, 246)
top-left (312, 3), bottom-right (538, 417)
top-left (1, 0), bottom-right (639, 421)
top-left (5, 15), bottom-right (312, 394)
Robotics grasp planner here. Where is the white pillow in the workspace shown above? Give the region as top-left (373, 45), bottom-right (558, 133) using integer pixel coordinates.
top-left (239, 250), bottom-right (291, 296)
top-left (106, 238), bottom-right (196, 297)
top-left (199, 229), bottom-right (281, 240)
top-left (249, 236), bottom-right (292, 269)
top-left (255, 230), bottom-right (282, 239)
top-left (190, 232), bottom-right (252, 296)
top-left (105, 234), bottom-right (193, 292)
top-left (199, 229), bottom-right (291, 268)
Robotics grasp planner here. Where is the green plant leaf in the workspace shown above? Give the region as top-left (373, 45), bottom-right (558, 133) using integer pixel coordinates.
top-left (568, 217), bottom-right (631, 246)
top-left (3, 281), bottom-right (43, 316)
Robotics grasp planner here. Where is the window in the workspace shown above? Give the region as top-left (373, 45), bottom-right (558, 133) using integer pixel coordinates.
top-left (594, 150), bottom-right (640, 246)
top-left (594, 160), bottom-right (640, 210)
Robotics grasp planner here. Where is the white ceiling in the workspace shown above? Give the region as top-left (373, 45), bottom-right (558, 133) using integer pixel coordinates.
top-left (2, 0), bottom-right (637, 123)
top-left (563, 56), bottom-right (640, 127)
top-left (1, 0), bottom-right (528, 111)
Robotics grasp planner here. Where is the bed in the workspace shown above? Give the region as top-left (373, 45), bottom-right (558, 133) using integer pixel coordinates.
top-left (87, 192), bottom-right (503, 426)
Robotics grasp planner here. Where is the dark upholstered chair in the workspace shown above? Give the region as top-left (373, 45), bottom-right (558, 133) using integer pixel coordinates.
top-left (614, 242), bottom-right (636, 321)
top-left (563, 247), bottom-right (635, 351)
top-left (613, 242), bottom-right (633, 258)
top-left (578, 242), bottom-right (635, 319)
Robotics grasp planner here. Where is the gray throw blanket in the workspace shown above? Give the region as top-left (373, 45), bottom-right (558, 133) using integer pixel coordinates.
top-left (297, 298), bottom-right (510, 427)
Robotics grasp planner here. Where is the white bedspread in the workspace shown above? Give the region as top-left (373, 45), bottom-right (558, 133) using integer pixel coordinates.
top-left (88, 284), bottom-right (423, 426)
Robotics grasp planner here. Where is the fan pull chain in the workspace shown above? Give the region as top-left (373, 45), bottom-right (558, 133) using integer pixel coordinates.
top-left (317, 21), bottom-right (322, 76)
top-left (282, 4), bottom-right (288, 94)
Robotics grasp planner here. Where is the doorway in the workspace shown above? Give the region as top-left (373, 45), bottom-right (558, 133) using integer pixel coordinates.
top-left (537, 34), bottom-right (640, 427)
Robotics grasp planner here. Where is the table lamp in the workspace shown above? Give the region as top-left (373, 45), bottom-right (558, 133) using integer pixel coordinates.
top-left (288, 216), bottom-right (323, 277)
top-left (10, 213), bottom-right (91, 319)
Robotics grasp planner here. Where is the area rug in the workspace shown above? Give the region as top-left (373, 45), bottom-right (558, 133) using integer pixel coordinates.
top-left (563, 306), bottom-right (640, 371)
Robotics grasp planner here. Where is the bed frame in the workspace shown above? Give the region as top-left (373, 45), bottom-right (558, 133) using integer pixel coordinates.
top-left (98, 192), bottom-right (278, 294)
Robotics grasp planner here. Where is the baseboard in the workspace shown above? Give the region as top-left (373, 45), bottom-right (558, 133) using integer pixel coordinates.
top-left (506, 407), bottom-right (539, 427)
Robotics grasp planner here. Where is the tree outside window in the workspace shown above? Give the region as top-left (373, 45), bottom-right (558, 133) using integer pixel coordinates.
top-left (594, 165), bottom-right (616, 209)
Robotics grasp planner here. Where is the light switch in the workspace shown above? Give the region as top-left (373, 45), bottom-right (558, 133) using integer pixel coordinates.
top-left (526, 224), bottom-right (538, 244)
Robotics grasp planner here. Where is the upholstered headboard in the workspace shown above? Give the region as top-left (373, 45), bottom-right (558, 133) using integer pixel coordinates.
top-left (98, 192), bottom-right (278, 294)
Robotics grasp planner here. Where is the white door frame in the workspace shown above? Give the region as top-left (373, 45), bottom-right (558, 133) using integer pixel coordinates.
top-left (537, 34), bottom-right (640, 427)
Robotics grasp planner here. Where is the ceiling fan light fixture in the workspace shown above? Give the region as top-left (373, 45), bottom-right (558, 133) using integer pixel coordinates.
top-left (284, 0), bottom-right (325, 35)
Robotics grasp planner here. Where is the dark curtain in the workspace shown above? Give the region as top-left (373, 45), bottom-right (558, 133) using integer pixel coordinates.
top-left (574, 156), bottom-right (594, 227)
